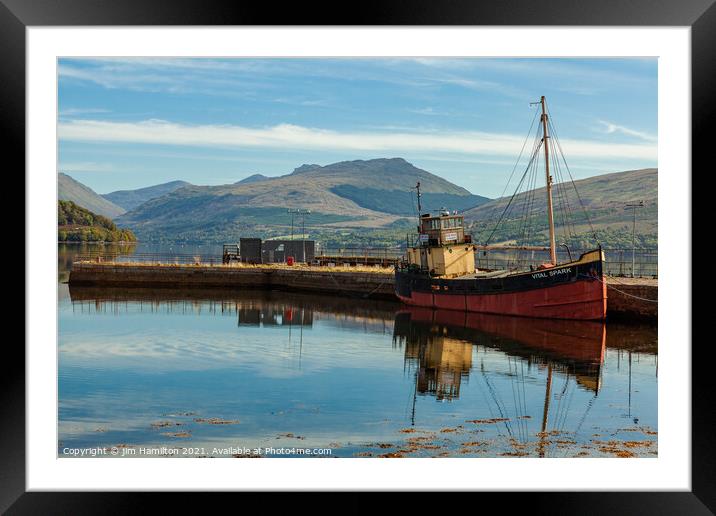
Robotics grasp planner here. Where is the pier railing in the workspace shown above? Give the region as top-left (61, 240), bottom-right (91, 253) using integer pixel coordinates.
top-left (316, 247), bottom-right (402, 267)
top-left (473, 247), bottom-right (658, 278)
top-left (73, 252), bottom-right (227, 266)
top-left (71, 246), bottom-right (658, 278)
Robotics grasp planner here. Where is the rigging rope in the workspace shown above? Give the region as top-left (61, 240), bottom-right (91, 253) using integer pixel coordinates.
top-left (518, 143), bottom-right (539, 262)
top-left (494, 108), bottom-right (541, 207)
top-left (483, 139), bottom-right (543, 246)
top-left (517, 134), bottom-right (540, 246)
top-left (479, 108), bottom-right (540, 245)
top-left (550, 135), bottom-right (576, 243)
top-left (547, 115), bottom-right (599, 244)
top-left (481, 102), bottom-right (603, 268)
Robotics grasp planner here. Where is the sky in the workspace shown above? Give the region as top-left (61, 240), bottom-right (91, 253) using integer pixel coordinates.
top-left (57, 57), bottom-right (657, 198)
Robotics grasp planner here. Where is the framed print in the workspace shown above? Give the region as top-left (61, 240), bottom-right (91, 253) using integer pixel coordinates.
top-left (6, 0), bottom-right (709, 511)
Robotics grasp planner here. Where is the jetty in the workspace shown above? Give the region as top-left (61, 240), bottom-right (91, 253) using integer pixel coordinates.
top-left (69, 262), bottom-right (396, 299)
top-left (69, 261), bottom-right (657, 321)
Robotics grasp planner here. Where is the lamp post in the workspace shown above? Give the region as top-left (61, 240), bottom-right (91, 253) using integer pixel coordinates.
top-left (288, 208), bottom-right (311, 262)
top-left (288, 209), bottom-right (294, 243)
top-left (625, 201), bottom-right (644, 278)
top-left (302, 211), bottom-right (308, 262)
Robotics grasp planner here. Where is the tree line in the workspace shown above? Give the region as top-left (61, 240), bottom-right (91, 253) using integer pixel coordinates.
top-left (58, 200), bottom-right (137, 242)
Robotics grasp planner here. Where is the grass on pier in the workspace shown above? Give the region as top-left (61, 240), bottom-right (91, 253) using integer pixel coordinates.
top-left (73, 260), bottom-right (657, 284)
top-left (74, 260), bottom-right (396, 274)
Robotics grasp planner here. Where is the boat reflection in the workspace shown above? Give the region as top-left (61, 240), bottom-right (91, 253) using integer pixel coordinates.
top-left (393, 307), bottom-right (606, 400)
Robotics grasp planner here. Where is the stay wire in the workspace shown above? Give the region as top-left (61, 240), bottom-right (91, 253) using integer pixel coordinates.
top-left (483, 139), bottom-right (543, 246)
top-left (547, 115), bottom-right (599, 244)
top-left (479, 108), bottom-right (540, 245)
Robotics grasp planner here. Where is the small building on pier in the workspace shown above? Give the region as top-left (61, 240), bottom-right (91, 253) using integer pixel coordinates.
top-left (239, 238), bottom-right (263, 264)
top-left (262, 239), bottom-right (316, 263)
top-left (229, 237), bottom-right (316, 264)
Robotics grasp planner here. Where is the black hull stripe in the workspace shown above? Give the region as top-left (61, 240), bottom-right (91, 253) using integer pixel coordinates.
top-left (396, 258), bottom-right (603, 297)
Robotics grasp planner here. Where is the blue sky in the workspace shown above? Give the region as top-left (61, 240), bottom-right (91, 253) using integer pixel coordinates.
top-left (58, 57), bottom-right (657, 198)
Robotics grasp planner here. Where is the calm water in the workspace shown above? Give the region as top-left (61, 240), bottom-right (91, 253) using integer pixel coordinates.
top-left (58, 244), bottom-right (658, 458)
top-left (58, 242), bottom-right (223, 282)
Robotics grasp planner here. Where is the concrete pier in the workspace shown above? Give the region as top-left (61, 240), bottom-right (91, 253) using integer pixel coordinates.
top-left (69, 262), bottom-right (657, 321)
top-left (69, 262), bottom-right (396, 299)
top-left (601, 277), bottom-right (658, 321)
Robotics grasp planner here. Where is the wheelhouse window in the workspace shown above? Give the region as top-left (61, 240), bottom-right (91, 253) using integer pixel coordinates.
top-left (441, 217), bottom-right (462, 229)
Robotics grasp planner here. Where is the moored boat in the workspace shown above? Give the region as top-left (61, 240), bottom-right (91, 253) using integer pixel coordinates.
top-left (395, 97), bottom-right (607, 320)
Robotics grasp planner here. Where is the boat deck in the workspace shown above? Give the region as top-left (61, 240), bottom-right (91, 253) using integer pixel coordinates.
top-left (454, 269), bottom-right (519, 280)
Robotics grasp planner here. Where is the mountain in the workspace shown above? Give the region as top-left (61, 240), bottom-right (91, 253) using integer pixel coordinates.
top-left (117, 158), bottom-right (486, 243)
top-left (463, 168), bottom-right (657, 248)
top-left (103, 180), bottom-right (192, 211)
top-left (58, 172), bottom-right (125, 218)
top-left (235, 174), bottom-right (269, 185)
top-left (58, 200), bottom-right (136, 242)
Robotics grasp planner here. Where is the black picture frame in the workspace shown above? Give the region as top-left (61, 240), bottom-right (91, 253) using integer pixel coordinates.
top-left (6, 0), bottom-right (707, 511)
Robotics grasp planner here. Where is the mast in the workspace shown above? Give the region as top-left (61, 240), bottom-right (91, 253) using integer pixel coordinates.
top-left (540, 96), bottom-right (557, 265)
top-left (415, 181), bottom-right (422, 232)
top-left (416, 181), bottom-right (422, 214)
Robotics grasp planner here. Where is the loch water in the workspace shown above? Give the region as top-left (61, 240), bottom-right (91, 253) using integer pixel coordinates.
top-left (58, 243), bottom-right (658, 458)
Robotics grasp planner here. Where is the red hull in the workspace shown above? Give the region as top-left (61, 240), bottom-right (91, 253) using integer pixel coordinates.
top-left (401, 306), bottom-right (606, 365)
top-left (396, 277), bottom-right (607, 320)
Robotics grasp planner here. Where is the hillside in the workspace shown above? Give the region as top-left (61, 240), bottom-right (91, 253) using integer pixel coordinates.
top-left (58, 173), bottom-right (125, 218)
top-left (235, 174), bottom-right (269, 185)
top-left (117, 158), bottom-right (487, 243)
top-left (464, 168), bottom-right (657, 248)
top-left (103, 180), bottom-right (192, 211)
top-left (58, 200), bottom-right (136, 242)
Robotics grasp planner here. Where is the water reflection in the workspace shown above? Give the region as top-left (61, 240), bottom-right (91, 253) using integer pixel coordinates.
top-left (394, 308), bottom-right (606, 399)
top-left (61, 286), bottom-right (657, 457)
top-left (59, 242), bottom-right (137, 283)
top-left (67, 285), bottom-right (398, 320)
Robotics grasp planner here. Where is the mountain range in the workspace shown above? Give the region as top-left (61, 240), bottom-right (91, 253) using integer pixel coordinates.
top-left (58, 172), bottom-right (125, 218)
top-left (57, 160), bottom-right (657, 247)
top-left (235, 174), bottom-right (269, 185)
top-left (114, 158), bottom-right (489, 243)
top-left (103, 180), bottom-right (192, 211)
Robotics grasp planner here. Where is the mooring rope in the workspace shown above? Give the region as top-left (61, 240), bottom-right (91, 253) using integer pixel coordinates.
top-left (581, 274), bottom-right (658, 303)
top-left (362, 274), bottom-right (393, 298)
top-left (322, 266), bottom-right (393, 299)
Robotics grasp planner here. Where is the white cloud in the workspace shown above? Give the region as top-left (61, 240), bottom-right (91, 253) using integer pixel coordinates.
top-left (58, 118), bottom-right (657, 161)
top-left (57, 58), bottom-right (526, 100)
top-left (598, 120), bottom-right (657, 142)
top-left (408, 107), bottom-right (446, 116)
top-left (58, 62), bottom-right (267, 97)
top-left (59, 64), bottom-right (183, 92)
top-left (432, 77), bottom-right (526, 99)
top-left (59, 107), bottom-right (111, 116)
